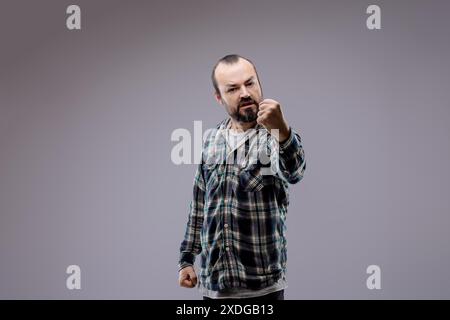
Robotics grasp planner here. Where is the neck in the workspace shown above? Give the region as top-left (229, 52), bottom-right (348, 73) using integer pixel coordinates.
top-left (229, 118), bottom-right (256, 132)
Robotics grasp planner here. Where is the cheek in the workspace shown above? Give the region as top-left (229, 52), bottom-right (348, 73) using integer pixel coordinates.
top-left (227, 98), bottom-right (239, 109)
top-left (251, 88), bottom-right (262, 100)
top-left (223, 98), bottom-right (239, 112)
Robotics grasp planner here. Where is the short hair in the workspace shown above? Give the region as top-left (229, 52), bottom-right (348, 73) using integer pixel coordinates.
top-left (211, 54), bottom-right (260, 96)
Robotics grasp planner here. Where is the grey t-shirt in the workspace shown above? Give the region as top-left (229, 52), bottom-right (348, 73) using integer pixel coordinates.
top-left (200, 277), bottom-right (287, 299)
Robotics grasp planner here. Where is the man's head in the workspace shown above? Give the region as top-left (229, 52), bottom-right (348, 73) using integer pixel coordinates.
top-left (212, 54), bottom-right (263, 123)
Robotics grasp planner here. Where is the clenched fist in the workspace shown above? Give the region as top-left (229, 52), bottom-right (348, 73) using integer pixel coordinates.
top-left (178, 266), bottom-right (198, 288)
top-left (257, 99), bottom-right (291, 143)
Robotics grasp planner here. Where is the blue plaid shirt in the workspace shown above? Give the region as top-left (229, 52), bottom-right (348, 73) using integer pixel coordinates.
top-left (179, 118), bottom-right (306, 291)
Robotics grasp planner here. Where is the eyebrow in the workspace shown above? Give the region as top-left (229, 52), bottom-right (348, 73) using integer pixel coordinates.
top-left (226, 76), bottom-right (255, 88)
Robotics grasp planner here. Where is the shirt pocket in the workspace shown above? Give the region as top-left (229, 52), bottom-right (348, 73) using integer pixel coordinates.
top-left (238, 164), bottom-right (275, 192)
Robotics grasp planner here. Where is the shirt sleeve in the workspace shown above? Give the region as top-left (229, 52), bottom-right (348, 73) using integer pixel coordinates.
top-left (178, 163), bottom-right (206, 271)
top-left (277, 127), bottom-right (306, 184)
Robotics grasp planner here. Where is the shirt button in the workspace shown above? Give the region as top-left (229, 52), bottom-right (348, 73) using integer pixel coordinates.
top-left (224, 224), bottom-right (229, 228)
top-left (225, 247), bottom-right (230, 251)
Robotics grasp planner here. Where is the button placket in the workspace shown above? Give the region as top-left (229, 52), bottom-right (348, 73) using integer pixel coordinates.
top-left (221, 165), bottom-right (230, 255)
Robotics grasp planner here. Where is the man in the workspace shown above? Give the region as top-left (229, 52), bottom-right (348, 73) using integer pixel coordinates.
top-left (178, 54), bottom-right (306, 300)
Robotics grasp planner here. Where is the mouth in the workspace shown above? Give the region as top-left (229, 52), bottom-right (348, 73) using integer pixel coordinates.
top-left (240, 103), bottom-right (255, 109)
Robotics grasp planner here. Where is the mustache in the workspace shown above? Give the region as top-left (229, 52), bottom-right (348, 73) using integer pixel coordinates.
top-left (238, 97), bottom-right (258, 108)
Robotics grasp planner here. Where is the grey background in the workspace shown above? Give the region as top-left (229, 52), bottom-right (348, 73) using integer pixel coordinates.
top-left (0, 0), bottom-right (449, 299)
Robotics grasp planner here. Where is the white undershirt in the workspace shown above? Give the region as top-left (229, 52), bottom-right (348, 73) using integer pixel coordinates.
top-left (223, 124), bottom-right (259, 167)
top-left (225, 127), bottom-right (250, 149)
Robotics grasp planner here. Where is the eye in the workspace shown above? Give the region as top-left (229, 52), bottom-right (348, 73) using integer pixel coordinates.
top-left (246, 81), bottom-right (254, 87)
top-left (227, 87), bottom-right (237, 93)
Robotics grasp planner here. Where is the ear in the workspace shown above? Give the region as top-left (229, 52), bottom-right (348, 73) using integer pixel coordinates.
top-left (214, 92), bottom-right (223, 105)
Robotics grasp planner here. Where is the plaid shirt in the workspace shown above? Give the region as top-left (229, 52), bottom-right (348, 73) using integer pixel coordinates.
top-left (178, 118), bottom-right (306, 291)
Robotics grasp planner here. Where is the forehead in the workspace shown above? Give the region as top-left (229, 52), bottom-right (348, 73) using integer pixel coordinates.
top-left (215, 58), bottom-right (257, 86)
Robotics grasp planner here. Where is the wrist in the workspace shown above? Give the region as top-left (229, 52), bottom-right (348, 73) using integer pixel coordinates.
top-left (279, 126), bottom-right (291, 144)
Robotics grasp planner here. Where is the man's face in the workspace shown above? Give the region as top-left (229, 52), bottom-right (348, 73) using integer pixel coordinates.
top-left (214, 58), bottom-right (263, 123)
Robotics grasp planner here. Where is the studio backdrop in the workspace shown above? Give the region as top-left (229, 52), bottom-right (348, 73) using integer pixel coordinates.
top-left (0, 0), bottom-right (449, 299)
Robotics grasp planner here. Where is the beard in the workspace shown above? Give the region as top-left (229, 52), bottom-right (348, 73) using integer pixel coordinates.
top-left (231, 97), bottom-right (259, 123)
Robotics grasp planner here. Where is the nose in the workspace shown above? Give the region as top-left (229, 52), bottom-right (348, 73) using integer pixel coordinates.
top-left (239, 85), bottom-right (250, 98)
